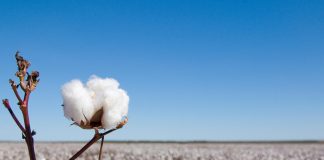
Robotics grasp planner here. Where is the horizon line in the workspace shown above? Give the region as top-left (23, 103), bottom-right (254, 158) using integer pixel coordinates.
top-left (1, 140), bottom-right (324, 144)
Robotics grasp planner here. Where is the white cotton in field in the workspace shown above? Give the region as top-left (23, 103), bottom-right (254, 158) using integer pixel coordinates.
top-left (61, 75), bottom-right (129, 129)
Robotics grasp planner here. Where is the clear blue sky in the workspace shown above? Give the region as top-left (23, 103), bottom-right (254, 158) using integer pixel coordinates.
top-left (0, 0), bottom-right (323, 141)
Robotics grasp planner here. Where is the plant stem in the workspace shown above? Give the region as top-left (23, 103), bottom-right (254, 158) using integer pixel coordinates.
top-left (2, 99), bottom-right (26, 133)
top-left (99, 136), bottom-right (105, 160)
top-left (21, 91), bottom-right (36, 160)
top-left (69, 129), bottom-right (116, 160)
top-left (9, 79), bottom-right (23, 104)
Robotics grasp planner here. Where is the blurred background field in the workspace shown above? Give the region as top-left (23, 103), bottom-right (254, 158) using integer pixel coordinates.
top-left (0, 142), bottom-right (324, 160)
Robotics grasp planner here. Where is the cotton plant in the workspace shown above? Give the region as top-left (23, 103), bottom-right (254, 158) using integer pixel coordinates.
top-left (2, 52), bottom-right (40, 160)
top-left (61, 76), bottom-right (129, 159)
top-left (1, 52), bottom-right (129, 160)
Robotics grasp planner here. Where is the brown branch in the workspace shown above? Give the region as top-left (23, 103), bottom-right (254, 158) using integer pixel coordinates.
top-left (3, 52), bottom-right (38, 160)
top-left (99, 136), bottom-right (105, 160)
top-left (9, 79), bottom-right (23, 104)
top-left (2, 99), bottom-right (26, 133)
top-left (69, 128), bottom-right (117, 160)
top-left (20, 91), bottom-right (36, 160)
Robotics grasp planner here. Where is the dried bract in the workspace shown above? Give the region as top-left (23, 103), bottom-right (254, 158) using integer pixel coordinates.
top-left (15, 51), bottom-right (30, 82)
top-left (27, 71), bottom-right (40, 91)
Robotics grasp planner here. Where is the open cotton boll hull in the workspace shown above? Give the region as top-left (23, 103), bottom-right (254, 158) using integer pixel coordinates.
top-left (71, 108), bottom-right (129, 130)
top-left (74, 108), bottom-right (104, 129)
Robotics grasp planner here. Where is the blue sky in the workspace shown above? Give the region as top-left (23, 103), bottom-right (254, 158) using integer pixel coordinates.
top-left (0, 0), bottom-right (323, 141)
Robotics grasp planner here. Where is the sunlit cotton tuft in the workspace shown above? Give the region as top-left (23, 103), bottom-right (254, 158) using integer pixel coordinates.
top-left (61, 75), bottom-right (129, 129)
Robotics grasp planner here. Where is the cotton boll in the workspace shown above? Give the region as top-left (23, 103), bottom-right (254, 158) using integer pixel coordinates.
top-left (61, 75), bottom-right (129, 130)
top-left (61, 80), bottom-right (95, 125)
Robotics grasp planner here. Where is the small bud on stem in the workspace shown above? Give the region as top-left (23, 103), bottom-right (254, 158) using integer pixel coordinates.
top-left (2, 99), bottom-right (10, 109)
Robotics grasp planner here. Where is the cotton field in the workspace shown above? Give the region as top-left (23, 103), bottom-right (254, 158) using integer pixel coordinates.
top-left (0, 142), bottom-right (324, 160)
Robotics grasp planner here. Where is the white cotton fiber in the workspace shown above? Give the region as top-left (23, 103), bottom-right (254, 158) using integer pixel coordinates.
top-left (61, 75), bottom-right (129, 129)
top-left (61, 80), bottom-right (95, 124)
